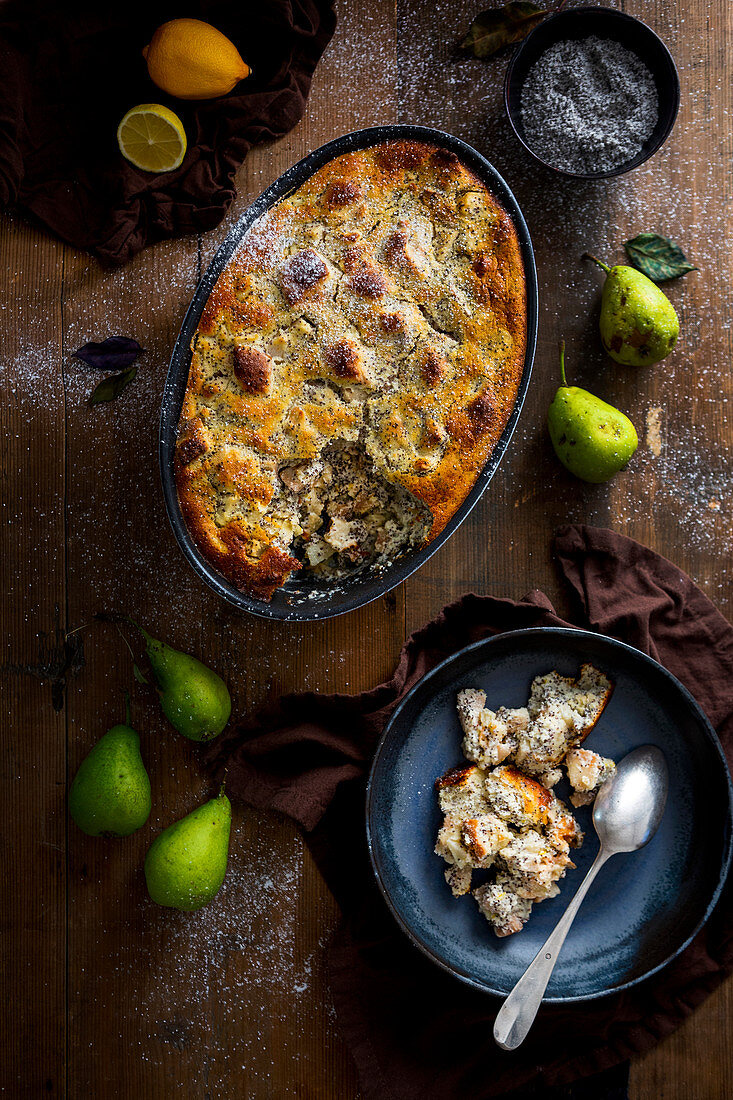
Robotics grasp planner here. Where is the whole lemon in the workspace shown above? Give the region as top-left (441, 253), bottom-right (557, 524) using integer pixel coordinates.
top-left (143, 18), bottom-right (250, 100)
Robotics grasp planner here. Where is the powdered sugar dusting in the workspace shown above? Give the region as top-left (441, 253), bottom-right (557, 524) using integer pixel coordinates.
top-left (138, 828), bottom-right (312, 1007)
top-left (2, 1), bottom-right (732, 1090)
top-left (385, 0), bottom-right (732, 597)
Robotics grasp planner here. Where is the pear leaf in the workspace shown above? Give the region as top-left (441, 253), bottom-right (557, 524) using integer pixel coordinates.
top-left (623, 234), bottom-right (698, 282)
top-left (460, 2), bottom-right (547, 58)
top-left (73, 337), bottom-right (144, 371)
top-left (88, 365), bottom-right (137, 406)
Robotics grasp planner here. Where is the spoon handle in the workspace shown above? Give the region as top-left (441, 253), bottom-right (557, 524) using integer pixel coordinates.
top-left (493, 847), bottom-right (612, 1051)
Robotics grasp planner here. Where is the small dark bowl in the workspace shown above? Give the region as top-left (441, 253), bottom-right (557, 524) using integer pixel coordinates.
top-left (505, 6), bottom-right (680, 180)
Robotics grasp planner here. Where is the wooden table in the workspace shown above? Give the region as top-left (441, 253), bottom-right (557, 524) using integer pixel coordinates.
top-left (3, 0), bottom-right (732, 1095)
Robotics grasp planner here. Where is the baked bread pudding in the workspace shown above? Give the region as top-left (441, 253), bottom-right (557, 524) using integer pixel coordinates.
top-left (435, 762), bottom-right (583, 936)
top-left (457, 663), bottom-right (613, 787)
top-left (565, 747), bottom-right (616, 807)
top-left (174, 140), bottom-right (527, 600)
top-left (435, 664), bottom-right (615, 936)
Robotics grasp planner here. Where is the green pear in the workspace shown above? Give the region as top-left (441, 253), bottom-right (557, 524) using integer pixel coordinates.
top-left (69, 696), bottom-right (151, 837)
top-left (585, 253), bottom-right (679, 366)
top-left (144, 790), bottom-right (231, 911)
top-left (135, 624), bottom-right (231, 742)
top-left (548, 342), bottom-right (638, 483)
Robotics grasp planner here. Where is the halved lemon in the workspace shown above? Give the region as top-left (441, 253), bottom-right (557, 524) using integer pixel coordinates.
top-left (117, 104), bottom-right (187, 173)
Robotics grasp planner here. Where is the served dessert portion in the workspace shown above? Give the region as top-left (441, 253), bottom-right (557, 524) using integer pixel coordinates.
top-left (457, 663), bottom-right (613, 788)
top-left (174, 139), bottom-right (527, 600)
top-left (436, 762), bottom-right (583, 936)
top-left (435, 664), bottom-right (615, 936)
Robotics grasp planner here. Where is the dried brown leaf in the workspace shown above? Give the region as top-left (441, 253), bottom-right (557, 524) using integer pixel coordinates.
top-left (460, 3), bottom-right (547, 58)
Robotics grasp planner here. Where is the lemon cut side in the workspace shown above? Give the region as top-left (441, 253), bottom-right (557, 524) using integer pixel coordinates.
top-left (117, 104), bottom-right (187, 173)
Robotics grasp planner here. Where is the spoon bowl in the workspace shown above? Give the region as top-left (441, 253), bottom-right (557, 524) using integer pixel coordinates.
top-left (594, 744), bottom-right (668, 854)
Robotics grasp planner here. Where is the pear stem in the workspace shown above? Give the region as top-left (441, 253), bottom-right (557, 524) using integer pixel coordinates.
top-left (583, 252), bottom-right (611, 274)
top-left (99, 612), bottom-right (147, 641)
top-left (65, 621), bottom-right (90, 639)
top-left (104, 620), bottom-right (150, 687)
top-left (559, 340), bottom-right (568, 387)
top-left (124, 689), bottom-right (132, 727)
top-left (114, 622), bottom-right (137, 666)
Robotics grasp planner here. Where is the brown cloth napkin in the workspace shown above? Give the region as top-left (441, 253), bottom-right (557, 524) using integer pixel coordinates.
top-left (205, 525), bottom-right (733, 1099)
top-left (0, 0), bottom-right (335, 266)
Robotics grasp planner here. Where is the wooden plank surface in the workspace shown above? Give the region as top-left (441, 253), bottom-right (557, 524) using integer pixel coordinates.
top-left (1, 0), bottom-right (731, 1096)
top-left (1, 217), bottom-right (67, 1094)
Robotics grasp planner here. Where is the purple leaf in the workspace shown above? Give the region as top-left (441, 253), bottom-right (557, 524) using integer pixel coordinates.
top-left (73, 337), bottom-right (144, 371)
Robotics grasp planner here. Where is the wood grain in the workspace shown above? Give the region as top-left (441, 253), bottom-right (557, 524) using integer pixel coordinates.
top-left (1, 0), bottom-right (731, 1095)
top-left (0, 216), bottom-right (67, 1094)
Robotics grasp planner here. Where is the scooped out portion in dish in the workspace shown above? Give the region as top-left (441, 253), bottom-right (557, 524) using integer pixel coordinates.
top-left (277, 442), bottom-right (431, 573)
top-left (435, 664), bottom-right (616, 937)
top-left (174, 139), bottom-right (527, 601)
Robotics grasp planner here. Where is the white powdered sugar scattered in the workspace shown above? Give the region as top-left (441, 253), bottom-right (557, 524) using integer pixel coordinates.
top-left (2, 5), bottom-right (732, 1088)
top-left (137, 832), bottom-right (311, 1007)
top-left (520, 36), bottom-right (659, 174)
top-left (85, 815), bottom-right (342, 1091)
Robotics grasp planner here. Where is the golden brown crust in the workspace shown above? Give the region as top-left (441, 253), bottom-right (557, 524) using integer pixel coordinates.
top-left (500, 766), bottom-right (552, 823)
top-left (232, 345), bottom-right (272, 395)
top-left (175, 140), bottom-right (527, 599)
top-left (435, 764), bottom-right (480, 791)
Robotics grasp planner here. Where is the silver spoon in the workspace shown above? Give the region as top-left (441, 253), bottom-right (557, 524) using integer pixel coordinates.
top-left (493, 744), bottom-right (668, 1050)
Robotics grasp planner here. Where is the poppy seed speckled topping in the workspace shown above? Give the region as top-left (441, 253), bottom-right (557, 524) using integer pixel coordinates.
top-left (435, 664), bottom-right (615, 937)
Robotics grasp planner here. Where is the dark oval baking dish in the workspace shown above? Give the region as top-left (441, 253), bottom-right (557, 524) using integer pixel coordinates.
top-left (159, 125), bottom-right (539, 621)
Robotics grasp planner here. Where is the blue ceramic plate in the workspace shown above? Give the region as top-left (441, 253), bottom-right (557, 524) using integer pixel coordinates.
top-left (365, 628), bottom-right (732, 1001)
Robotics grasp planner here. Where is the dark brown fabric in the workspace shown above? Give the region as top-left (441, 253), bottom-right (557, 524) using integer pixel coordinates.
top-left (205, 525), bottom-right (733, 1100)
top-left (0, 0), bottom-right (336, 266)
